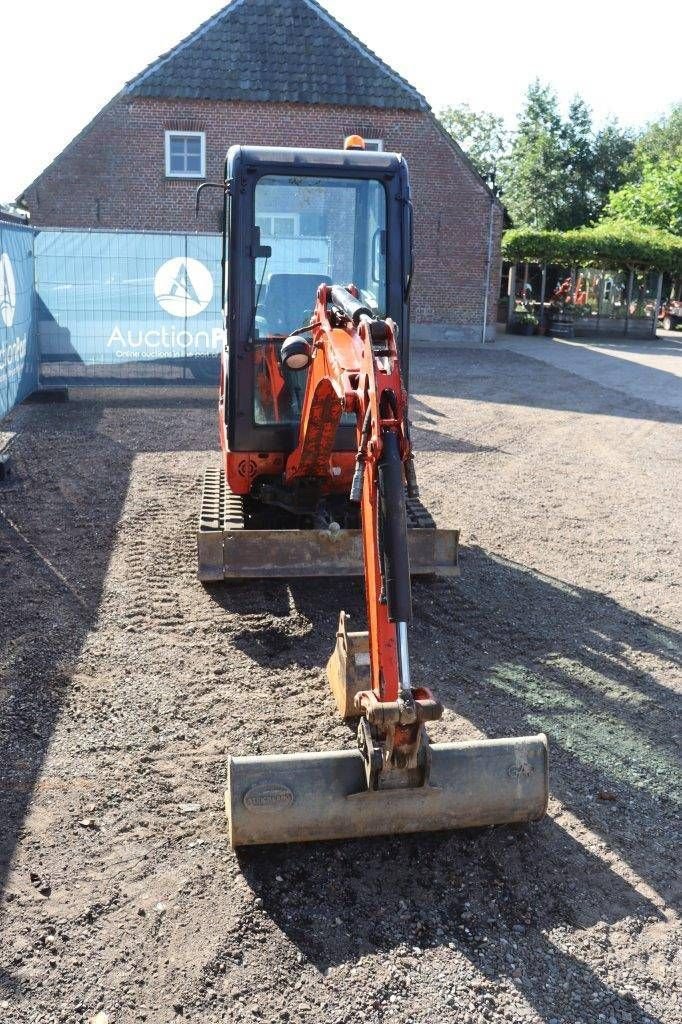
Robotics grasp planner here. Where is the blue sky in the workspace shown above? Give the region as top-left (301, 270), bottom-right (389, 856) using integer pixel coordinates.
top-left (2, 0), bottom-right (679, 202)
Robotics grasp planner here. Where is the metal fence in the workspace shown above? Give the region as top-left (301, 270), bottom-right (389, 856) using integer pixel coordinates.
top-left (35, 229), bottom-right (223, 386)
top-left (2, 225), bottom-right (226, 419)
top-left (1, 222), bottom-right (38, 420)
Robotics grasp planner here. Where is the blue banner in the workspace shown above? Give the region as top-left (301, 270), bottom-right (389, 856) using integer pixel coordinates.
top-left (34, 230), bottom-right (223, 372)
top-left (0, 223), bottom-right (38, 419)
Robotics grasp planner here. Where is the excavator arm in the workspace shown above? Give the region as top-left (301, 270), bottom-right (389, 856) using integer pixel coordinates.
top-left (225, 284), bottom-right (549, 845)
top-left (285, 284), bottom-right (442, 789)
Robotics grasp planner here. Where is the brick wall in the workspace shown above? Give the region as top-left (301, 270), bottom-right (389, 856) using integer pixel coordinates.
top-left (22, 97), bottom-right (503, 339)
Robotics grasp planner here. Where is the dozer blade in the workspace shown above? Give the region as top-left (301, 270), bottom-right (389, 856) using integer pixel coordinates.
top-left (198, 467), bottom-right (459, 581)
top-left (226, 734), bottom-right (548, 847)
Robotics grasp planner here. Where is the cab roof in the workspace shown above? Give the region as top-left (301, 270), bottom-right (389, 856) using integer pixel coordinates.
top-left (227, 144), bottom-right (406, 177)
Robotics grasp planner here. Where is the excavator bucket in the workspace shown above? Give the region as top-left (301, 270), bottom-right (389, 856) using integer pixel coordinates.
top-left (197, 468), bottom-right (459, 581)
top-left (227, 734), bottom-right (549, 846)
top-left (227, 611), bottom-right (549, 847)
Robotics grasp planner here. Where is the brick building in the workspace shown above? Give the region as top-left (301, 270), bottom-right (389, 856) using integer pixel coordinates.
top-left (20, 0), bottom-right (503, 341)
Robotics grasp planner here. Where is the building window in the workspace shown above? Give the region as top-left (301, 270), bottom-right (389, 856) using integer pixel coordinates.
top-left (363, 139), bottom-right (384, 152)
top-left (165, 131), bottom-right (206, 178)
top-left (256, 213), bottom-right (300, 238)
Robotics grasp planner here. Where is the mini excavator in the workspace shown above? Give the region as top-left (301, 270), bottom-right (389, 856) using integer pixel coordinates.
top-left (197, 139), bottom-right (548, 846)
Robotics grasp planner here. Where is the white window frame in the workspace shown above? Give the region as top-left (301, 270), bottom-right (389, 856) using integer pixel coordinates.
top-left (256, 213), bottom-right (301, 238)
top-left (165, 130), bottom-right (206, 179)
top-left (363, 139), bottom-right (384, 152)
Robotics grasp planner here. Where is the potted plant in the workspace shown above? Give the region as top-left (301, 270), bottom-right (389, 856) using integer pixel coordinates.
top-left (550, 302), bottom-right (575, 337)
top-left (511, 311), bottom-right (538, 336)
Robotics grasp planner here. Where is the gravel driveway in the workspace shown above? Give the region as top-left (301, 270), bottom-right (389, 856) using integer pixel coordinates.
top-left (0, 338), bottom-right (679, 1024)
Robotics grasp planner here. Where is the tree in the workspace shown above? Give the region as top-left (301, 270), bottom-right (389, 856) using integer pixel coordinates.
top-left (502, 81), bottom-right (566, 229)
top-left (502, 84), bottom-right (634, 230)
top-left (601, 106), bottom-right (682, 237)
top-left (437, 81), bottom-right (635, 230)
top-left (592, 122), bottom-right (635, 206)
top-left (438, 103), bottom-right (509, 183)
top-left (604, 157), bottom-right (682, 235)
top-left (558, 96), bottom-right (597, 229)
top-left (624, 104), bottom-right (682, 179)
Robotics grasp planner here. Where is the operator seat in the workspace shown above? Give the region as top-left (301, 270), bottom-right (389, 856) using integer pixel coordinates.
top-left (260, 273), bottom-right (332, 335)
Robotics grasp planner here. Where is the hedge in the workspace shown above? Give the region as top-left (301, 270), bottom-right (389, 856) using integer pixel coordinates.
top-left (502, 220), bottom-right (682, 274)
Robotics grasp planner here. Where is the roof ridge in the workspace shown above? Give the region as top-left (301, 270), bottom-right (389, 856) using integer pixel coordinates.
top-left (124, 0), bottom-right (249, 94)
top-left (299, 0), bottom-right (429, 109)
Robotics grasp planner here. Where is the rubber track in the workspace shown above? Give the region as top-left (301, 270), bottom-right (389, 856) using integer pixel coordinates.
top-left (199, 468), bottom-right (437, 534)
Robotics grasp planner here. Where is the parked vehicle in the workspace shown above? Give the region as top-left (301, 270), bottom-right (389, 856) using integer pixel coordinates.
top-left (659, 300), bottom-right (682, 331)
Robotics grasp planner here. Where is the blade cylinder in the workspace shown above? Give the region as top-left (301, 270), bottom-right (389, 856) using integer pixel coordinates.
top-left (227, 733), bottom-right (548, 847)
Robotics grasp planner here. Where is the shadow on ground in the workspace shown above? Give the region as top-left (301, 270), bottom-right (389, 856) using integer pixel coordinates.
top-left (209, 552), bottom-right (679, 893)
top-left (409, 396), bottom-right (507, 454)
top-left (417, 345), bottom-right (682, 424)
top-left (236, 819), bottom-right (663, 1022)
top-left (0, 389), bottom-right (213, 909)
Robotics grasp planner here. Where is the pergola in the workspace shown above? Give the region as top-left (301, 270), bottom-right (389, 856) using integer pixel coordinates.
top-left (502, 220), bottom-right (682, 337)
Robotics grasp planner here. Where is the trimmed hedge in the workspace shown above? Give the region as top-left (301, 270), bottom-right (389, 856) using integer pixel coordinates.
top-left (502, 220), bottom-right (682, 274)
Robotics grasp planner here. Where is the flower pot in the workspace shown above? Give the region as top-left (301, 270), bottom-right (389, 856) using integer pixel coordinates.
top-left (550, 317), bottom-right (574, 338)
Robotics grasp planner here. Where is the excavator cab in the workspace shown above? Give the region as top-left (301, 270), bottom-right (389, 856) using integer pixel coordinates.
top-left (197, 141), bottom-right (548, 846)
top-left (224, 144), bottom-right (410, 457)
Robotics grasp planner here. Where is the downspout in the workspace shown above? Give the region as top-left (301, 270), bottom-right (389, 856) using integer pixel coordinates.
top-left (481, 195), bottom-right (496, 344)
top-left (507, 263), bottom-right (517, 331)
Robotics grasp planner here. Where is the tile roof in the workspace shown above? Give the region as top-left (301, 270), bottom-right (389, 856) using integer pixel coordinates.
top-left (125, 0), bottom-right (429, 111)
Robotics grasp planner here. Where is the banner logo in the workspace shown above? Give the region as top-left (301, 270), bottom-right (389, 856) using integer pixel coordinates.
top-left (0, 335), bottom-right (27, 384)
top-left (0, 253), bottom-right (16, 328)
top-left (154, 257), bottom-right (213, 318)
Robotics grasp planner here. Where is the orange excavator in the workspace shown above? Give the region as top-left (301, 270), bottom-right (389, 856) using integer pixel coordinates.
top-left (198, 138), bottom-right (548, 845)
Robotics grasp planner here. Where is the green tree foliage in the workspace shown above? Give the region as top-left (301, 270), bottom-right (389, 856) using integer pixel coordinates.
top-left (502, 82), bottom-right (634, 230)
top-left (438, 103), bottom-right (509, 183)
top-left (439, 86), bottom-right (682, 235)
top-left (603, 106), bottom-right (682, 236)
top-left (499, 81), bottom-right (565, 228)
top-left (592, 123), bottom-right (635, 205)
top-left (605, 158), bottom-right (682, 235)
top-left (625, 104), bottom-right (682, 178)
top-left (438, 81), bottom-right (634, 230)
top-left (502, 221), bottom-right (682, 274)
top-left (559, 96), bottom-right (596, 229)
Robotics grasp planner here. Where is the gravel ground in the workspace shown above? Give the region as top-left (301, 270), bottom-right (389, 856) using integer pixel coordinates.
top-left (0, 340), bottom-right (680, 1024)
